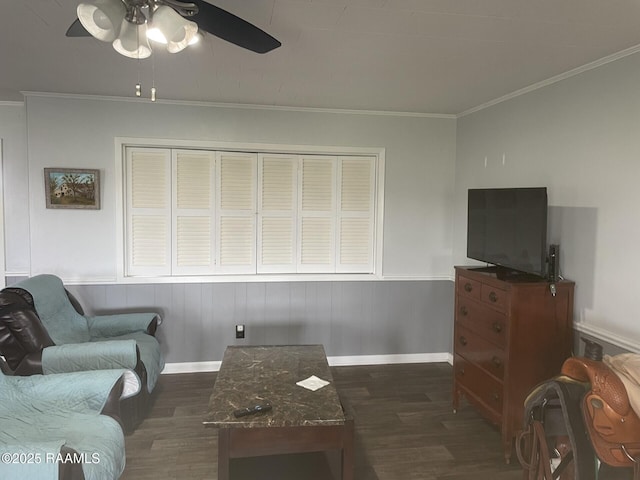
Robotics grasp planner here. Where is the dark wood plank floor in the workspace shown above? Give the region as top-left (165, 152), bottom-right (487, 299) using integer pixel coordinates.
top-left (120, 363), bottom-right (523, 480)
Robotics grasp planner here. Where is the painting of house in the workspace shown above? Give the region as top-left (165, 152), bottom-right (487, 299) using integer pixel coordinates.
top-left (44, 168), bottom-right (100, 209)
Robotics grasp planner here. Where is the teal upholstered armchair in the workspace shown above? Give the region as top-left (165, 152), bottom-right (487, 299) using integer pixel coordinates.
top-left (0, 274), bottom-right (164, 431)
top-left (0, 367), bottom-right (131, 480)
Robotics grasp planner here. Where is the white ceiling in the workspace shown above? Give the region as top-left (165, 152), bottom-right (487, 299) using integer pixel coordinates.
top-left (2, 0), bottom-right (640, 115)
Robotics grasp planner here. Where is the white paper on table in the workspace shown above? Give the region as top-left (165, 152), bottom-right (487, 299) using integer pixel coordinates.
top-left (296, 375), bottom-right (330, 391)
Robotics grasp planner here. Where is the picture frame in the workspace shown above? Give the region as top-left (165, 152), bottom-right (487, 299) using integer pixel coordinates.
top-left (44, 168), bottom-right (100, 210)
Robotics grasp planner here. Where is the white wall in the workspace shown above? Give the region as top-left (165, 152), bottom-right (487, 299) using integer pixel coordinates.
top-left (0, 103), bottom-right (29, 274)
top-left (23, 95), bottom-right (456, 281)
top-left (7, 50), bottom-right (640, 357)
top-left (454, 51), bottom-right (640, 348)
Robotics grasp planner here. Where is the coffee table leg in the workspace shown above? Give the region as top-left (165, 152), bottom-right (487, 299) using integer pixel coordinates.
top-left (342, 418), bottom-right (355, 480)
top-left (218, 428), bottom-right (231, 480)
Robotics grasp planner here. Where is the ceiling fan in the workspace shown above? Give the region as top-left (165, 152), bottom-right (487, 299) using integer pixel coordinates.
top-left (66, 0), bottom-right (281, 58)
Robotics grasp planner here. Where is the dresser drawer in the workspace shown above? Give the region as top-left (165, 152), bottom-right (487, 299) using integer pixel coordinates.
top-left (455, 297), bottom-right (507, 348)
top-left (457, 275), bottom-right (482, 301)
top-left (454, 354), bottom-right (503, 418)
top-left (455, 324), bottom-right (506, 380)
top-left (481, 284), bottom-right (507, 312)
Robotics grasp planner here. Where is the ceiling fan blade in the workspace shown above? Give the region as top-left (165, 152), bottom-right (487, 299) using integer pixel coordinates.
top-left (66, 18), bottom-right (91, 37)
top-left (190, 0), bottom-right (281, 54)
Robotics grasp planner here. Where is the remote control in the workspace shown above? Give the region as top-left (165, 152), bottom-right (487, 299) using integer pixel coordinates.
top-left (233, 402), bottom-right (272, 418)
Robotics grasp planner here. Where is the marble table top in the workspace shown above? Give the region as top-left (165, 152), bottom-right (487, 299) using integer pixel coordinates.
top-left (203, 345), bottom-right (345, 428)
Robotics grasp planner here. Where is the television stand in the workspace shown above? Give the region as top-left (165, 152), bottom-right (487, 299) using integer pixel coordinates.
top-left (452, 266), bottom-right (574, 462)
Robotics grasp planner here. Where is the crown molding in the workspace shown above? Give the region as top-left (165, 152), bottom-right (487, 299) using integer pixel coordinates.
top-left (0, 101), bottom-right (24, 107)
top-left (20, 91), bottom-right (455, 119)
top-left (458, 43), bottom-right (640, 118)
top-left (18, 42), bottom-right (640, 121)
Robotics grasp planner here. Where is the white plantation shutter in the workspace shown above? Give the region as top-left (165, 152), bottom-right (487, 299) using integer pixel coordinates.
top-left (258, 154), bottom-right (297, 273)
top-left (337, 156), bottom-right (375, 272)
top-left (126, 147), bottom-right (171, 276)
top-left (172, 150), bottom-right (215, 275)
top-left (298, 156), bottom-right (336, 272)
top-left (216, 152), bottom-right (257, 273)
top-left (122, 145), bottom-right (379, 278)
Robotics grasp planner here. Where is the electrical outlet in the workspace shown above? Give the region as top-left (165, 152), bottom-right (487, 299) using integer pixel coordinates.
top-left (235, 324), bottom-right (245, 339)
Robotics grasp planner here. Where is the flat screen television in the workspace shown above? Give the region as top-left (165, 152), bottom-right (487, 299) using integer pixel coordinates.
top-left (467, 187), bottom-right (548, 277)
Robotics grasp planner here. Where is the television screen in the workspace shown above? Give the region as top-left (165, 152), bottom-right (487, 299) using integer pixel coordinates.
top-left (467, 187), bottom-right (548, 277)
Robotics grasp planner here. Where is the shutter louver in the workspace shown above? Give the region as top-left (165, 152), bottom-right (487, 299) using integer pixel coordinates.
top-left (132, 154), bottom-right (167, 209)
top-left (126, 148), bottom-right (171, 276)
top-left (261, 217), bottom-right (293, 265)
top-left (172, 150), bottom-right (215, 274)
top-left (298, 156), bottom-right (336, 272)
top-left (341, 159), bottom-right (371, 211)
top-left (337, 157), bottom-right (375, 272)
top-left (340, 218), bottom-right (370, 265)
top-left (220, 217), bottom-right (254, 265)
top-left (301, 217), bottom-right (332, 265)
top-left (124, 147), bottom-right (377, 279)
top-left (132, 216), bottom-right (168, 266)
top-left (217, 153), bottom-right (256, 272)
top-left (177, 154), bottom-right (211, 209)
top-left (302, 160), bottom-right (333, 211)
top-left (221, 156), bottom-right (253, 209)
top-left (176, 216), bottom-right (211, 266)
top-left (258, 155), bottom-right (297, 273)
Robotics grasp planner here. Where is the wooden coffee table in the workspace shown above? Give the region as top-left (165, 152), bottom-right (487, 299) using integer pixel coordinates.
top-left (203, 345), bottom-right (354, 480)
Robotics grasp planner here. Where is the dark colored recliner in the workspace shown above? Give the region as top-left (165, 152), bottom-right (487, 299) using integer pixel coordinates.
top-left (0, 274), bottom-right (164, 432)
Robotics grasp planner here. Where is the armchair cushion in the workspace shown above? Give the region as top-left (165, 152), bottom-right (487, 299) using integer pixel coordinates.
top-left (14, 275), bottom-right (90, 345)
top-left (87, 312), bottom-right (160, 339)
top-left (93, 332), bottom-right (164, 393)
top-left (12, 274), bottom-right (164, 392)
top-left (42, 341), bottom-right (139, 390)
top-left (6, 369), bottom-right (129, 416)
top-left (0, 370), bottom-right (128, 480)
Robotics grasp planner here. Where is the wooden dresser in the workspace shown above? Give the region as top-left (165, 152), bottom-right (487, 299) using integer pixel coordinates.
top-left (452, 266), bottom-right (574, 462)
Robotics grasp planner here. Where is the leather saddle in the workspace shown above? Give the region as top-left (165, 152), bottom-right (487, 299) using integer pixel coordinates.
top-left (517, 352), bottom-right (640, 480)
top-left (562, 356), bottom-right (640, 475)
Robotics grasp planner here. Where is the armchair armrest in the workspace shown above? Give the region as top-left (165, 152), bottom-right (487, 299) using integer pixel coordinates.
top-left (42, 340), bottom-right (138, 374)
top-left (7, 369), bottom-right (133, 415)
top-left (87, 313), bottom-right (161, 339)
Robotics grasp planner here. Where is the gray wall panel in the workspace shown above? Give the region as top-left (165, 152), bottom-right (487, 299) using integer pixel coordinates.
top-left (65, 280), bottom-right (454, 364)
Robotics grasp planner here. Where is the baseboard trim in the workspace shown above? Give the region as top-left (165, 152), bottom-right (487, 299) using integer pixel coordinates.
top-left (162, 361), bottom-right (222, 374)
top-left (327, 352), bottom-right (452, 366)
top-left (162, 352), bottom-right (453, 374)
top-left (574, 322), bottom-right (640, 353)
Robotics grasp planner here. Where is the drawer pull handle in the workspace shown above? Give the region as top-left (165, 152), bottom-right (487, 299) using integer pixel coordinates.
top-left (492, 356), bottom-right (502, 368)
top-left (493, 393), bottom-right (500, 402)
top-left (464, 283), bottom-right (473, 292)
top-left (489, 291), bottom-right (498, 303)
top-left (458, 368), bottom-right (465, 376)
top-left (459, 336), bottom-right (467, 346)
top-left (492, 322), bottom-right (503, 333)
top-left (460, 306), bottom-right (468, 316)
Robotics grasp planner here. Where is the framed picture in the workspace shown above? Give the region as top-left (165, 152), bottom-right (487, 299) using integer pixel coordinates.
top-left (44, 168), bottom-right (100, 210)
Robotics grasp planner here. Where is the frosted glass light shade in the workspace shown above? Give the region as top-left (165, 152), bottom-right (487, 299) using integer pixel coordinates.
top-left (77, 0), bottom-right (126, 42)
top-left (112, 20), bottom-right (152, 59)
top-left (146, 6), bottom-right (198, 53)
top-left (188, 32), bottom-right (202, 46)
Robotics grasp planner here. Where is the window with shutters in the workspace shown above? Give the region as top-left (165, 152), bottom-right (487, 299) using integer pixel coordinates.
top-left (122, 145), bottom-right (380, 278)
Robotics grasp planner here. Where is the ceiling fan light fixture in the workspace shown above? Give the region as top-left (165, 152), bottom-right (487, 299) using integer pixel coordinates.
top-left (77, 0), bottom-right (126, 42)
top-left (146, 5), bottom-right (198, 53)
top-left (188, 32), bottom-right (202, 46)
top-left (112, 19), bottom-right (152, 59)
